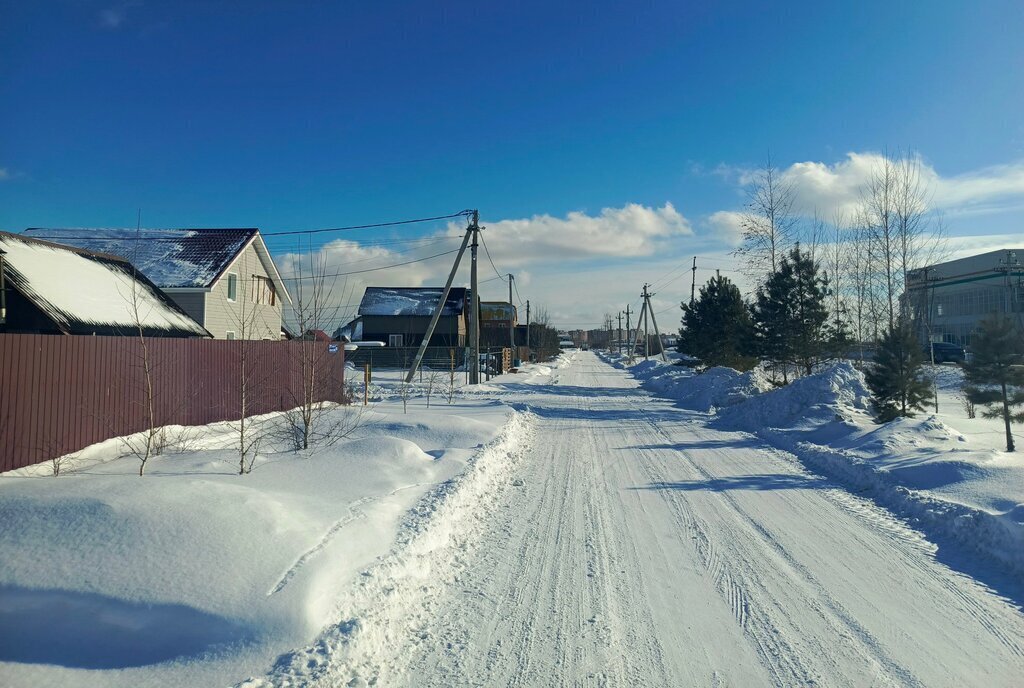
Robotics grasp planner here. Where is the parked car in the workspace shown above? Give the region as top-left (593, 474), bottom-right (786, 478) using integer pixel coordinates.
top-left (927, 341), bottom-right (966, 364)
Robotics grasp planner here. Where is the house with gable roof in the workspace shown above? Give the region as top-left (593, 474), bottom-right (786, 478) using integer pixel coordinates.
top-left (342, 286), bottom-right (469, 348)
top-left (0, 231), bottom-right (210, 337)
top-left (22, 227), bottom-right (289, 340)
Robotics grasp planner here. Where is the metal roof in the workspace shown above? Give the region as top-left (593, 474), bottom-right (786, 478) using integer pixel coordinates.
top-left (358, 287), bottom-right (468, 317)
top-left (22, 227), bottom-right (260, 289)
top-left (0, 232), bottom-right (210, 337)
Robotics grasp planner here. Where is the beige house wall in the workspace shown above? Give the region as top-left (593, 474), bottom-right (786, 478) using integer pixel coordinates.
top-left (203, 240), bottom-right (283, 340)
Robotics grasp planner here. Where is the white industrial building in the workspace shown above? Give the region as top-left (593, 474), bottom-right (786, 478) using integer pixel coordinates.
top-left (906, 248), bottom-right (1024, 346)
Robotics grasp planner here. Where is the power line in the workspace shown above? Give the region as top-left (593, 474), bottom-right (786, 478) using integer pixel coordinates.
top-left (512, 278), bottom-right (524, 306)
top-left (262, 210), bottom-right (474, 237)
top-left (22, 211), bottom-right (474, 243)
top-left (479, 231), bottom-right (508, 282)
top-left (276, 235), bottom-right (460, 272)
top-left (277, 248), bottom-right (460, 281)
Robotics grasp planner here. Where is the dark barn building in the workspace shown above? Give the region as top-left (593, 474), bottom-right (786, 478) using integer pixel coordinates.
top-left (354, 287), bottom-right (468, 348)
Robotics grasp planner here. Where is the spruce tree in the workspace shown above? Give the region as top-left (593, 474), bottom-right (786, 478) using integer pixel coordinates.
top-left (678, 275), bottom-right (756, 370)
top-left (865, 321), bottom-right (932, 422)
top-left (751, 245), bottom-right (831, 381)
top-left (963, 315), bottom-right (1024, 452)
top-left (788, 247), bottom-right (831, 375)
top-left (751, 253), bottom-right (796, 382)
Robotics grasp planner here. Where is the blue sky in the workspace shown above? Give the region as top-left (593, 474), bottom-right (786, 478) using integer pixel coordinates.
top-left (1, 1), bottom-right (1022, 326)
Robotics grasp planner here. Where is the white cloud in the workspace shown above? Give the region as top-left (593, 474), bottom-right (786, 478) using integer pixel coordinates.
top-left (706, 152), bottom-right (1024, 244)
top-left (458, 203), bottom-right (692, 268)
top-left (270, 203), bottom-right (694, 332)
top-left (0, 168), bottom-right (10, 181)
top-left (767, 152), bottom-right (1024, 218)
top-left (933, 162), bottom-right (1024, 210)
top-left (706, 210), bottom-right (746, 247)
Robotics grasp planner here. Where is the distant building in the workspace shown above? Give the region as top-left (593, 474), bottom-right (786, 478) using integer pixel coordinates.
top-left (352, 287), bottom-right (469, 348)
top-left (906, 248), bottom-right (1024, 346)
top-left (22, 227), bottom-right (289, 340)
top-left (480, 301), bottom-right (517, 348)
top-left (0, 232), bottom-right (210, 337)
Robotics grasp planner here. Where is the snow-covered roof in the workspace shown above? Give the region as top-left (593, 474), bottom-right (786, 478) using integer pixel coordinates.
top-left (21, 227), bottom-right (260, 289)
top-left (334, 317), bottom-right (363, 341)
top-left (0, 232), bottom-right (211, 337)
top-left (358, 287), bottom-right (468, 317)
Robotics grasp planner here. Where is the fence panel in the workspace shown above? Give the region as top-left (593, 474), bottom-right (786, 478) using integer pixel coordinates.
top-left (0, 334), bottom-right (345, 473)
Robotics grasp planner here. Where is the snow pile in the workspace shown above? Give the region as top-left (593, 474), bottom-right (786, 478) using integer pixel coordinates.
top-left (717, 362), bottom-right (870, 430)
top-left (624, 357), bottom-right (771, 413)
top-left (708, 362), bottom-right (1024, 576)
top-left (0, 395), bottom-right (519, 688)
top-left (242, 410), bottom-right (536, 687)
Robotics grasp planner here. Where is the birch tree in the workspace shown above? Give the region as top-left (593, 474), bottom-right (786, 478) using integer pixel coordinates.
top-left (735, 155), bottom-right (799, 283)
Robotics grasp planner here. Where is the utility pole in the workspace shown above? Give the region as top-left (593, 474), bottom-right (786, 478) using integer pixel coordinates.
top-left (406, 218), bottom-right (474, 382)
top-left (617, 311), bottom-right (623, 355)
top-left (690, 256), bottom-right (697, 307)
top-left (645, 284), bottom-right (668, 363)
top-left (469, 210), bottom-right (481, 385)
top-left (625, 303), bottom-right (632, 362)
top-left (642, 284), bottom-right (650, 360)
top-left (526, 299), bottom-right (531, 353)
top-left (508, 273), bottom-right (515, 366)
top-left (630, 298), bottom-right (647, 362)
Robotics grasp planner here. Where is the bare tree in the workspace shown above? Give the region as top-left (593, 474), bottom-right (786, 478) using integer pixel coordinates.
top-left (823, 209), bottom-right (850, 345)
top-left (281, 251), bottom-right (361, 450)
top-left (846, 209), bottom-right (875, 367)
top-left (424, 369), bottom-right (444, 408)
top-left (121, 256), bottom-right (161, 476)
top-left (446, 350), bottom-right (458, 404)
top-left (734, 154), bottom-right (799, 282)
top-left (862, 151), bottom-right (900, 332)
top-left (231, 286), bottom-right (274, 474)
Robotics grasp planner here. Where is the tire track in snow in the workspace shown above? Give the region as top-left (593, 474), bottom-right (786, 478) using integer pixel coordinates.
top-left (631, 403), bottom-right (920, 687)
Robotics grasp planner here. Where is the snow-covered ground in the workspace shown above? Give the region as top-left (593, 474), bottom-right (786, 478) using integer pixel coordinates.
top-left (0, 361), bottom-right (556, 688)
top-left (3, 351), bottom-right (1022, 687)
top-left (609, 351), bottom-right (1024, 578)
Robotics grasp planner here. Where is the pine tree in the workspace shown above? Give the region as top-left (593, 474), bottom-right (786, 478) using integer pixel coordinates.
top-left (678, 275), bottom-right (756, 370)
top-left (788, 246), bottom-right (831, 375)
top-left (866, 321), bottom-right (932, 422)
top-left (751, 254), bottom-right (796, 382)
top-left (963, 315), bottom-right (1024, 452)
top-left (751, 245), bottom-right (831, 381)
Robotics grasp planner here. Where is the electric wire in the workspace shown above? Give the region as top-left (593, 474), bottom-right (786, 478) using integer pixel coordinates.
top-left (277, 248), bottom-right (460, 281)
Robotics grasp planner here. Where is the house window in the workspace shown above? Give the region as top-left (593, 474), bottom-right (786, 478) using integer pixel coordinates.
top-left (389, 334), bottom-right (404, 347)
top-left (252, 275), bottom-right (276, 306)
top-left (226, 331), bottom-right (236, 340)
top-left (227, 273), bottom-right (238, 301)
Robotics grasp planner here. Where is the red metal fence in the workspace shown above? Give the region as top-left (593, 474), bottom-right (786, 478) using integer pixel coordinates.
top-left (0, 334), bottom-right (346, 472)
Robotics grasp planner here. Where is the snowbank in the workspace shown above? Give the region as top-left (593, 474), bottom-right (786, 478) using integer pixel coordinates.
top-left (716, 361), bottom-right (870, 430)
top-left (241, 410), bottom-right (536, 687)
top-left (0, 390), bottom-right (527, 687)
top-left (710, 363), bottom-right (1024, 577)
top-left (621, 354), bottom-right (771, 413)
top-left (616, 356), bottom-right (1024, 577)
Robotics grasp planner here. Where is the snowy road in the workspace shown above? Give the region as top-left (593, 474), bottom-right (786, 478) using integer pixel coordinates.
top-left (263, 352), bottom-right (1024, 687)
